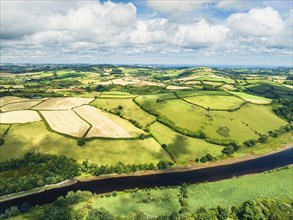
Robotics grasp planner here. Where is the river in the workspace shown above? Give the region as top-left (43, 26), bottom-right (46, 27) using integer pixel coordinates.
top-left (0, 147), bottom-right (292, 213)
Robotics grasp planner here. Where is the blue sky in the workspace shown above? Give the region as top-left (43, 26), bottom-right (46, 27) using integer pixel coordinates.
top-left (1, 0), bottom-right (292, 66)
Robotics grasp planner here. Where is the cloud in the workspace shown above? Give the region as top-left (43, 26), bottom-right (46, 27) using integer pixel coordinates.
top-left (226, 7), bottom-right (285, 36)
top-left (217, 0), bottom-right (261, 11)
top-left (0, 0), bottom-right (292, 64)
top-left (146, 0), bottom-right (210, 13)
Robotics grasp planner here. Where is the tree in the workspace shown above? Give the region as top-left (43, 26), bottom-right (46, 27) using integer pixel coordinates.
top-left (77, 139), bottom-right (85, 146)
top-left (258, 135), bottom-right (269, 143)
top-left (161, 144), bottom-right (167, 149)
top-left (222, 145), bottom-right (234, 156)
top-left (0, 137), bottom-right (4, 145)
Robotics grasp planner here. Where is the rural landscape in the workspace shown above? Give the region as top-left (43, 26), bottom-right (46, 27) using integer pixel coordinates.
top-left (1, 0), bottom-right (293, 219)
top-left (0, 64), bottom-right (292, 219)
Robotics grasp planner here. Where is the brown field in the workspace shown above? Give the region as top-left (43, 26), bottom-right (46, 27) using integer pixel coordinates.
top-left (0, 110), bottom-right (41, 123)
top-left (166, 85), bottom-right (192, 90)
top-left (97, 78), bottom-right (164, 87)
top-left (40, 110), bottom-right (90, 137)
top-left (0, 73), bottom-right (16, 78)
top-left (177, 76), bottom-right (202, 81)
top-left (1, 100), bottom-right (43, 112)
top-left (0, 96), bottom-right (30, 107)
top-left (74, 105), bottom-right (131, 138)
top-left (33, 97), bottom-right (94, 110)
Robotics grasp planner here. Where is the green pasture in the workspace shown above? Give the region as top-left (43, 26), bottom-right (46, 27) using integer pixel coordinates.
top-left (187, 167), bottom-right (293, 210)
top-left (92, 188), bottom-right (181, 217)
top-left (0, 121), bottom-right (171, 165)
top-left (229, 91), bottom-right (272, 104)
top-left (149, 122), bottom-right (224, 162)
top-left (0, 124), bottom-right (10, 136)
top-left (91, 98), bottom-right (155, 128)
top-left (184, 95), bottom-right (244, 110)
top-left (141, 98), bottom-right (287, 143)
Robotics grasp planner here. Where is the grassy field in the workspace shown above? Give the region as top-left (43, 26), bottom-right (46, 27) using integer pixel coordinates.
top-left (91, 98), bottom-right (156, 128)
top-left (149, 122), bottom-right (224, 162)
top-left (229, 91), bottom-right (272, 104)
top-left (138, 97), bottom-right (287, 143)
top-left (184, 95), bottom-right (244, 110)
top-left (187, 166), bottom-right (293, 210)
top-left (91, 188), bottom-right (181, 217)
top-left (0, 121), bottom-right (171, 165)
top-left (0, 124), bottom-right (10, 136)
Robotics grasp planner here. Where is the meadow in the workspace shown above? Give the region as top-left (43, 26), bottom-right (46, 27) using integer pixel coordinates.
top-left (149, 122), bottom-right (223, 162)
top-left (187, 166), bottom-right (293, 210)
top-left (0, 121), bottom-right (171, 165)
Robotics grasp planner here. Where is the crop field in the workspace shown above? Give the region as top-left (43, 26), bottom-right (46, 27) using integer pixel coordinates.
top-left (91, 98), bottom-right (155, 128)
top-left (33, 97), bottom-right (94, 110)
top-left (229, 92), bottom-right (272, 104)
top-left (166, 85), bottom-right (192, 90)
top-left (150, 122), bottom-right (224, 162)
top-left (0, 110), bottom-right (41, 124)
top-left (187, 167), bottom-right (293, 210)
top-left (74, 105), bottom-right (131, 138)
top-left (40, 110), bottom-right (90, 137)
top-left (0, 121), bottom-right (171, 164)
top-left (184, 95), bottom-right (244, 110)
top-left (0, 96), bottom-right (30, 107)
top-left (0, 100), bottom-right (43, 112)
top-left (99, 91), bottom-right (137, 99)
top-left (92, 188), bottom-right (181, 217)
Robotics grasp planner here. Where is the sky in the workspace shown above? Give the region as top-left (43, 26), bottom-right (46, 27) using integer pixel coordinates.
top-left (0, 0), bottom-right (292, 66)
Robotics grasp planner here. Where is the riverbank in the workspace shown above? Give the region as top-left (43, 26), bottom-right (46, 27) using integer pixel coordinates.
top-left (77, 143), bottom-right (293, 182)
top-left (1, 143), bottom-right (292, 204)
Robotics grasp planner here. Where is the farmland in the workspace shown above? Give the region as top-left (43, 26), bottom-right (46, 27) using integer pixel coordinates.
top-left (0, 64), bottom-right (292, 209)
top-left (0, 110), bottom-right (41, 124)
top-left (40, 110), bottom-right (90, 137)
top-left (74, 105), bottom-right (131, 138)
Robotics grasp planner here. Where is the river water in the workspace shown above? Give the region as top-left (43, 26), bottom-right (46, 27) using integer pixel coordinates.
top-left (0, 148), bottom-right (292, 213)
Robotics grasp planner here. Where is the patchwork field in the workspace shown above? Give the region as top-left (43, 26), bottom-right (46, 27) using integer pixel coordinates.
top-left (150, 122), bottom-right (224, 162)
top-left (136, 95), bottom-right (287, 143)
top-left (40, 110), bottom-right (90, 137)
top-left (0, 110), bottom-right (41, 124)
top-left (184, 95), bottom-right (244, 110)
top-left (187, 167), bottom-right (293, 210)
top-left (1, 100), bottom-right (43, 112)
top-left (33, 97), bottom-right (94, 110)
top-left (0, 121), bottom-right (171, 164)
top-left (91, 98), bottom-right (156, 128)
top-left (74, 105), bottom-right (131, 138)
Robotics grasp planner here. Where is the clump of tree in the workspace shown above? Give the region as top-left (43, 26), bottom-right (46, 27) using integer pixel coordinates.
top-left (221, 142), bottom-right (240, 156)
top-left (272, 98), bottom-right (293, 122)
top-left (0, 153), bottom-right (80, 196)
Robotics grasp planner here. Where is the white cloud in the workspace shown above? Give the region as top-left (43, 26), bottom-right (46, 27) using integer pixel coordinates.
top-left (0, 1), bottom-right (292, 64)
top-left (226, 7), bottom-right (285, 36)
top-left (217, 0), bottom-right (261, 11)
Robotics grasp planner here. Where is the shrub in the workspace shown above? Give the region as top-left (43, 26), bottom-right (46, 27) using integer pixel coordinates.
top-left (0, 137), bottom-right (4, 145)
top-left (222, 145), bottom-right (235, 156)
top-left (77, 139), bottom-right (85, 146)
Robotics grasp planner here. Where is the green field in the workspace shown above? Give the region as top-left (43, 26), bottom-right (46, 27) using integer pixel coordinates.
top-left (91, 98), bottom-right (156, 128)
top-left (229, 91), bottom-right (272, 104)
top-left (187, 166), bottom-right (293, 210)
top-left (0, 121), bottom-right (171, 165)
top-left (138, 96), bottom-right (287, 143)
top-left (150, 122), bottom-right (223, 162)
top-left (184, 95), bottom-right (244, 110)
top-left (92, 188), bottom-right (181, 217)
top-left (0, 124), bottom-right (10, 136)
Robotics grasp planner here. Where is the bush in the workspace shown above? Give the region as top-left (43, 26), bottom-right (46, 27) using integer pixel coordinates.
top-left (0, 137), bottom-right (4, 145)
top-left (77, 139), bottom-right (85, 146)
top-left (222, 145), bottom-right (235, 156)
top-left (161, 144), bottom-right (167, 149)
